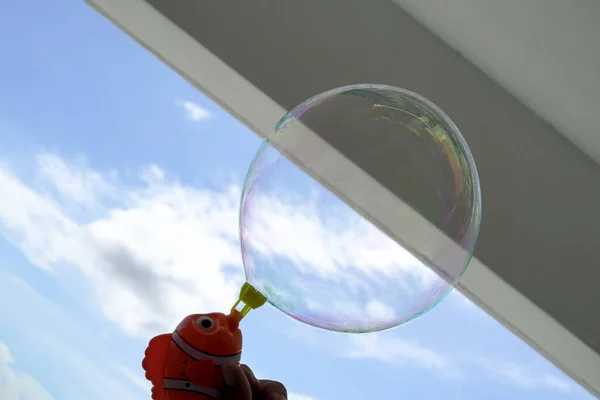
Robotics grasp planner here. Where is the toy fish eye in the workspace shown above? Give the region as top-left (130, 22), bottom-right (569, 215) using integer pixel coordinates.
top-left (196, 316), bottom-right (215, 331)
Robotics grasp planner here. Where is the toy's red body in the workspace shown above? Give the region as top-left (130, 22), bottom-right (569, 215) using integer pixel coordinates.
top-left (142, 311), bottom-right (243, 400)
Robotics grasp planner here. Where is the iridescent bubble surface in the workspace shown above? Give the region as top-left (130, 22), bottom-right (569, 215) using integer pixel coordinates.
top-left (240, 84), bottom-right (481, 333)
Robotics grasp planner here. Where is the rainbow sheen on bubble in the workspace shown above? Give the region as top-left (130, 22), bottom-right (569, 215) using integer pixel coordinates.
top-left (240, 84), bottom-right (481, 333)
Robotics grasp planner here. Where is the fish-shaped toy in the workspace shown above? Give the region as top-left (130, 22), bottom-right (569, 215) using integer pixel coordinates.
top-left (142, 283), bottom-right (267, 400)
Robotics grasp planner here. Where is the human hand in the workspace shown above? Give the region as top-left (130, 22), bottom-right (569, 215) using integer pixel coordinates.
top-left (221, 364), bottom-right (287, 400)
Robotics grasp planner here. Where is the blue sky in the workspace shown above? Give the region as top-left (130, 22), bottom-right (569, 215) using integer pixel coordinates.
top-left (0, 1), bottom-right (594, 400)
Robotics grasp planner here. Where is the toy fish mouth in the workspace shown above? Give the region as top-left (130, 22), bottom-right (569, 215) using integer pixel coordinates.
top-left (226, 310), bottom-right (242, 331)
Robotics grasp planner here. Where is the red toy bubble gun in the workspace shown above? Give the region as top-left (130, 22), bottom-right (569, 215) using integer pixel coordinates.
top-left (142, 283), bottom-right (267, 399)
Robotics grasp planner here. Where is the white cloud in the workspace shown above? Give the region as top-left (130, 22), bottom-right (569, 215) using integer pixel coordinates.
top-left (140, 164), bottom-right (165, 185)
top-left (0, 340), bottom-right (55, 400)
top-left (0, 152), bottom-right (443, 337)
top-left (289, 393), bottom-right (317, 400)
top-left (0, 165), bottom-right (78, 271)
top-left (35, 153), bottom-right (114, 207)
top-left (542, 376), bottom-right (572, 391)
top-left (342, 330), bottom-right (571, 391)
top-left (345, 332), bottom-right (457, 375)
top-left (0, 271), bottom-right (145, 400)
top-left (0, 156), bottom-right (242, 337)
top-left (474, 358), bottom-right (571, 391)
top-left (242, 192), bottom-right (443, 331)
top-left (244, 193), bottom-right (432, 281)
top-left (336, 324), bottom-right (572, 391)
top-left (119, 367), bottom-right (151, 394)
top-left (0, 152), bottom-right (576, 396)
top-left (178, 100), bottom-right (211, 122)
top-left (365, 300), bottom-right (396, 321)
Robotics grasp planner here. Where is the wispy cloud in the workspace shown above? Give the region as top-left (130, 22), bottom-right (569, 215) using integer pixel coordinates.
top-left (341, 329), bottom-right (571, 391)
top-left (0, 152), bottom-right (439, 337)
top-left (177, 100), bottom-right (211, 122)
top-left (0, 340), bottom-right (55, 400)
top-left (0, 151), bottom-right (575, 396)
top-left (0, 154), bottom-right (570, 400)
top-left (36, 153), bottom-right (114, 207)
top-left (289, 393), bottom-right (317, 400)
top-left (345, 332), bottom-right (458, 377)
top-left (0, 154), bottom-right (243, 337)
top-left (119, 366), bottom-right (151, 394)
top-left (474, 358), bottom-right (571, 391)
top-left (0, 272), bottom-right (144, 400)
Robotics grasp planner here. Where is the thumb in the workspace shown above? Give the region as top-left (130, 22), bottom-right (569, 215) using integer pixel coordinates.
top-left (221, 365), bottom-right (252, 400)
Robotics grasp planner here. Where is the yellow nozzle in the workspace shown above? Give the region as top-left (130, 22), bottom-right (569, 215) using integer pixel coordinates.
top-left (231, 282), bottom-right (267, 318)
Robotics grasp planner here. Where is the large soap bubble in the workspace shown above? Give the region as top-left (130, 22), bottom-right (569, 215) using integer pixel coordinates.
top-left (239, 84), bottom-right (481, 333)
